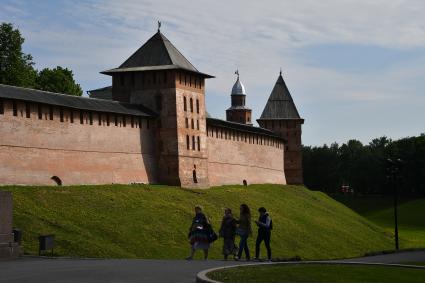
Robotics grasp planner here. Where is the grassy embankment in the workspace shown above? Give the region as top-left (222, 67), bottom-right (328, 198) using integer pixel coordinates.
top-left (334, 196), bottom-right (425, 249)
top-left (207, 264), bottom-right (425, 283)
top-left (0, 184), bottom-right (394, 259)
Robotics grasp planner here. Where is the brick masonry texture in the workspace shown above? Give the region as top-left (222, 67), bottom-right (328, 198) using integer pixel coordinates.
top-left (0, 99), bottom-right (157, 186)
top-left (206, 127), bottom-right (285, 186)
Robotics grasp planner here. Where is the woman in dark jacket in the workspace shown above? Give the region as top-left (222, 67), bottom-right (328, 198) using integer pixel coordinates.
top-left (219, 208), bottom-right (237, 260)
top-left (235, 204), bottom-right (252, 261)
top-left (186, 206), bottom-right (210, 260)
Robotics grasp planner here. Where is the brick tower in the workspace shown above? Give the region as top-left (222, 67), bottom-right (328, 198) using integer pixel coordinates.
top-left (102, 27), bottom-right (213, 188)
top-left (257, 71), bottom-right (304, 184)
top-left (226, 71), bottom-right (252, 125)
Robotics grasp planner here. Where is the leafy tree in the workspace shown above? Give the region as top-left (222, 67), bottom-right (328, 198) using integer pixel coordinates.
top-left (303, 135), bottom-right (425, 197)
top-left (0, 22), bottom-right (37, 87)
top-left (36, 66), bottom-right (83, 96)
top-left (0, 22), bottom-right (82, 96)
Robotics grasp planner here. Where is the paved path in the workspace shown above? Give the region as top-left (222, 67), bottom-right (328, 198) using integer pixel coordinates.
top-left (1, 251), bottom-right (424, 283)
top-left (342, 250), bottom-right (425, 264)
top-left (0, 257), bottom-right (248, 283)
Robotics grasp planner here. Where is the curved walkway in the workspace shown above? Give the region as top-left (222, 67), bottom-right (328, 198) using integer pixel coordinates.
top-left (0, 251), bottom-right (424, 283)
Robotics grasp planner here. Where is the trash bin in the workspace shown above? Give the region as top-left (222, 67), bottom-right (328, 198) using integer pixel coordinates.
top-left (39, 234), bottom-right (55, 256)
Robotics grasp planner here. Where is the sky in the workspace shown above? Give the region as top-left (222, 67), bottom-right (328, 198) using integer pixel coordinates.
top-left (1, 0), bottom-right (424, 146)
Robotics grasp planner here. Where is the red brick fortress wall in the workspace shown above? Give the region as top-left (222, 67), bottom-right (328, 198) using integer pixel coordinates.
top-left (206, 126), bottom-right (285, 186)
top-left (0, 99), bottom-right (157, 186)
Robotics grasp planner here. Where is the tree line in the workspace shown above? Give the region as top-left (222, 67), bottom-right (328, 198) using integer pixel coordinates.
top-left (0, 22), bottom-right (82, 96)
top-left (303, 135), bottom-right (425, 197)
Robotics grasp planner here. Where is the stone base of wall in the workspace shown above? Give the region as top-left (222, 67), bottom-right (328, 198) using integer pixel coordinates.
top-left (0, 242), bottom-right (20, 259)
top-left (0, 192), bottom-right (20, 259)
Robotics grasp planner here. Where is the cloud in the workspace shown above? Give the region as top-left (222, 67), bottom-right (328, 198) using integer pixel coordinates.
top-left (1, 0), bottom-right (425, 145)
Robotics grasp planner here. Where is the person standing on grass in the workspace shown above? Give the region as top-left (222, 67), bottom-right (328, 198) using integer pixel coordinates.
top-left (219, 208), bottom-right (237, 260)
top-left (235, 204), bottom-right (252, 261)
top-left (254, 207), bottom-right (272, 261)
top-left (186, 206), bottom-right (210, 260)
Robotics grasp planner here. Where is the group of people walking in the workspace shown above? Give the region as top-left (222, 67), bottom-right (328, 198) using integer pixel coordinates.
top-left (186, 204), bottom-right (272, 261)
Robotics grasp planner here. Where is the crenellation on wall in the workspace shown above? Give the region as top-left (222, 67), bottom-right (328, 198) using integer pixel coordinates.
top-left (0, 98), bottom-right (157, 186)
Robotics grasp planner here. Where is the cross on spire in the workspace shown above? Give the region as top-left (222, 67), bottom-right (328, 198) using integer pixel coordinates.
top-left (157, 21), bottom-right (161, 32)
top-left (280, 67), bottom-right (282, 76)
top-left (235, 69), bottom-right (239, 79)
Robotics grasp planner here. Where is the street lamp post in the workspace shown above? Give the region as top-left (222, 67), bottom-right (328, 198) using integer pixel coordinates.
top-left (386, 158), bottom-right (403, 251)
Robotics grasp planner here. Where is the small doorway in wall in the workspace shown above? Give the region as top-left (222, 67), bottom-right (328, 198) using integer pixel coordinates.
top-left (243, 179), bottom-right (247, 187)
top-left (193, 165), bottom-right (198, 184)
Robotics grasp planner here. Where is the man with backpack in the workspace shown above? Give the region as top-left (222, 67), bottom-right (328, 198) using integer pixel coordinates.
top-left (254, 207), bottom-right (272, 261)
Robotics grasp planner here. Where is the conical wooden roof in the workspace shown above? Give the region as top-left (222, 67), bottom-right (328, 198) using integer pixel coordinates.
top-left (102, 31), bottom-right (213, 77)
top-left (259, 74), bottom-right (301, 120)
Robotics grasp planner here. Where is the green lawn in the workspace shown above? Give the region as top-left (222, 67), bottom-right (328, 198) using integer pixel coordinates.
top-left (0, 184), bottom-right (393, 259)
top-left (334, 196), bottom-right (425, 248)
top-left (208, 264), bottom-right (425, 283)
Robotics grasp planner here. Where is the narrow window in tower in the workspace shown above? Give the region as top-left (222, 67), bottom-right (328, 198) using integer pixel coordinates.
top-left (0, 99), bottom-right (3, 115)
top-left (183, 96), bottom-right (187, 111)
top-left (59, 107), bottom-right (64, 122)
top-left (179, 72), bottom-right (182, 84)
top-left (25, 103), bottom-right (30, 118)
top-left (191, 119), bottom-right (194, 129)
top-left (139, 117), bottom-right (142, 129)
top-left (37, 104), bottom-right (42, 119)
top-left (186, 135), bottom-right (190, 150)
top-left (106, 114), bottom-right (110, 126)
top-left (185, 117), bottom-right (189, 128)
top-left (70, 110), bottom-right (74, 123)
top-left (49, 106), bottom-right (53, 120)
top-left (131, 116), bottom-right (134, 128)
top-left (184, 75), bottom-right (187, 85)
top-left (192, 136), bottom-right (195, 150)
top-left (197, 136), bottom-right (200, 151)
top-left (215, 128), bottom-right (218, 138)
top-left (131, 72), bottom-right (135, 86)
top-left (156, 95), bottom-right (162, 111)
top-left (114, 115), bottom-right (118, 126)
top-left (98, 113), bottom-right (101, 125)
top-left (12, 101), bottom-right (17, 116)
top-left (79, 111), bottom-right (84, 124)
top-left (89, 112), bottom-right (93, 125)
top-left (189, 75), bottom-right (192, 87)
top-left (196, 119), bottom-right (199, 130)
top-left (196, 99), bottom-right (199, 114)
top-left (194, 78), bottom-right (197, 88)
top-left (190, 98), bottom-right (193, 112)
top-left (123, 116), bottom-right (126, 127)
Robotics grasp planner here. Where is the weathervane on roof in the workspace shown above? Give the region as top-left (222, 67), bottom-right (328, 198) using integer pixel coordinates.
top-left (158, 21), bottom-right (161, 32)
top-left (280, 67), bottom-right (282, 76)
top-left (235, 69), bottom-right (239, 79)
